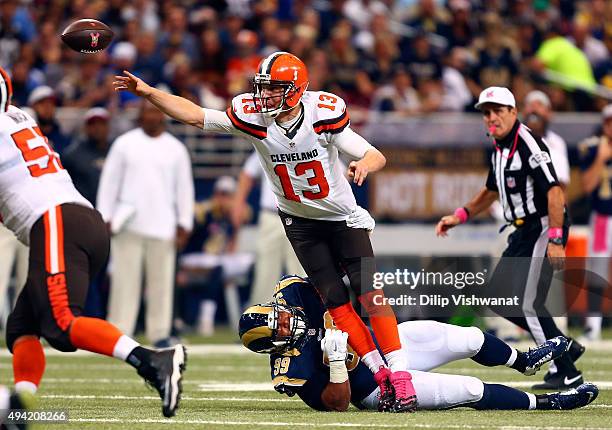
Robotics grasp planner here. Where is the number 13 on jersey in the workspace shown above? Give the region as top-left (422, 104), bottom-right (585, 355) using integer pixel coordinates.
top-left (274, 160), bottom-right (330, 202)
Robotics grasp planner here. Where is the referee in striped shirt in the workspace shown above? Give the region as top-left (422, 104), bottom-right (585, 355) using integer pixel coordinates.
top-left (436, 87), bottom-right (584, 390)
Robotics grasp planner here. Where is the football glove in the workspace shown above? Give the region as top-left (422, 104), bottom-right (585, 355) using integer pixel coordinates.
top-left (321, 329), bottom-right (349, 363)
top-left (346, 205), bottom-right (375, 231)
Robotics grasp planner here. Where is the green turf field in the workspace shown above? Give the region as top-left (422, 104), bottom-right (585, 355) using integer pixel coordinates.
top-left (2, 332), bottom-right (611, 430)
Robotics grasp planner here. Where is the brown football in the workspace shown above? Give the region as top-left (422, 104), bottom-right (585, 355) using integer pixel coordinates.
top-left (61, 19), bottom-right (114, 53)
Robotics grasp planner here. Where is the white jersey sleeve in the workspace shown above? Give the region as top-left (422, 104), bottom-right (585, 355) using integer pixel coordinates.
top-left (330, 127), bottom-right (375, 160)
top-left (202, 108), bottom-right (235, 134)
top-left (310, 91), bottom-right (374, 159)
top-left (311, 91), bottom-right (350, 136)
top-left (202, 94), bottom-right (271, 140)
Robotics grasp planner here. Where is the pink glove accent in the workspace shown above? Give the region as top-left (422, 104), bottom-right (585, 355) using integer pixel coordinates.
top-left (548, 227), bottom-right (563, 239)
top-left (454, 207), bottom-right (469, 224)
top-left (593, 214), bottom-right (608, 253)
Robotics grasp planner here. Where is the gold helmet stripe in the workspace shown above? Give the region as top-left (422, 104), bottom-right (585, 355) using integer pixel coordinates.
top-left (242, 325), bottom-right (274, 348)
top-left (274, 276), bottom-right (306, 295)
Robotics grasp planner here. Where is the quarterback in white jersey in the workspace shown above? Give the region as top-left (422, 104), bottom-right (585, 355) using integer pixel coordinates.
top-left (114, 51), bottom-right (418, 412)
top-left (0, 67), bottom-right (185, 418)
top-left (206, 90), bottom-right (364, 220)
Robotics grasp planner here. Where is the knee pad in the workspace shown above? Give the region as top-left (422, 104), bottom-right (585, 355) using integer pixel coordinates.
top-left (446, 325), bottom-right (485, 356)
top-left (412, 371), bottom-right (484, 409)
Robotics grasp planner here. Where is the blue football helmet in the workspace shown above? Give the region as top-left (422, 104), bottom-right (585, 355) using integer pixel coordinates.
top-left (239, 301), bottom-right (309, 354)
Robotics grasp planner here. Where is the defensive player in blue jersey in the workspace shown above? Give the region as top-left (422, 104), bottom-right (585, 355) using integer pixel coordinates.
top-left (239, 275), bottom-right (598, 412)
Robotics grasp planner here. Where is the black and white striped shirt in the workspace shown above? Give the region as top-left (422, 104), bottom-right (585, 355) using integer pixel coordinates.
top-left (486, 120), bottom-right (559, 222)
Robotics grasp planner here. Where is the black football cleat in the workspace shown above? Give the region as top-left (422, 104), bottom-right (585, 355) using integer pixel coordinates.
top-left (539, 383), bottom-right (598, 410)
top-left (2, 390), bottom-right (36, 430)
top-left (523, 336), bottom-right (568, 376)
top-left (532, 369), bottom-right (583, 390)
top-left (566, 338), bottom-right (585, 363)
top-left (138, 345), bottom-right (187, 417)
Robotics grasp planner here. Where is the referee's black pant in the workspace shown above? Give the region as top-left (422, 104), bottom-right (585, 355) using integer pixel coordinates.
top-left (489, 215), bottom-right (577, 373)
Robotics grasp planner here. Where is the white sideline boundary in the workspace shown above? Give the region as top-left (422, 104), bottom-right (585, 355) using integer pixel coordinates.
top-left (2, 341), bottom-right (612, 357)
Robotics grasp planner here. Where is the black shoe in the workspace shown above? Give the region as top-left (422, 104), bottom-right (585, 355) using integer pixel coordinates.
top-left (2, 390), bottom-right (36, 429)
top-left (566, 338), bottom-right (585, 363)
top-left (138, 345), bottom-right (187, 417)
top-left (523, 336), bottom-right (568, 376)
top-left (543, 383), bottom-right (598, 410)
top-left (532, 369), bottom-right (583, 390)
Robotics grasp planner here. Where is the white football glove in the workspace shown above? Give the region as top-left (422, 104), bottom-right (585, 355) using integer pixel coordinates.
top-left (346, 205), bottom-right (375, 231)
top-left (321, 329), bottom-right (349, 363)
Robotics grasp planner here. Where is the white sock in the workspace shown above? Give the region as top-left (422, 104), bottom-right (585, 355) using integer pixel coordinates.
top-left (113, 335), bottom-right (140, 361)
top-left (15, 381), bottom-right (37, 394)
top-left (362, 350), bottom-right (386, 373)
top-left (586, 315), bottom-right (603, 334)
top-left (199, 300), bottom-right (217, 336)
top-left (385, 349), bottom-right (408, 372)
top-left (505, 348), bottom-right (518, 367)
top-left (526, 392), bottom-right (537, 410)
top-left (0, 386), bottom-right (10, 410)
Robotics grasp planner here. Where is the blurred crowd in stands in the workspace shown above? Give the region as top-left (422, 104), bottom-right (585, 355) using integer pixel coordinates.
top-left (1, 0), bottom-right (611, 124)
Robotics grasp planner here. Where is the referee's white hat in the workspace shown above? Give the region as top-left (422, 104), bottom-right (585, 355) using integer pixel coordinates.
top-left (475, 86), bottom-right (516, 110)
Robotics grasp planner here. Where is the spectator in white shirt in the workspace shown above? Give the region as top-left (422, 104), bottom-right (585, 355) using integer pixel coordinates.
top-left (231, 152), bottom-right (306, 306)
top-left (96, 101), bottom-right (194, 346)
top-left (441, 47), bottom-right (473, 112)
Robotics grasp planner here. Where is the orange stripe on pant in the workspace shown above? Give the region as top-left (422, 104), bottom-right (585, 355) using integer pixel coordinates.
top-left (44, 207), bottom-right (74, 331)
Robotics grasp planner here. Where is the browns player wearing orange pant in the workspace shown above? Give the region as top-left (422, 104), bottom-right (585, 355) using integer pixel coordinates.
top-left (113, 51), bottom-right (416, 412)
top-left (0, 67), bottom-right (185, 418)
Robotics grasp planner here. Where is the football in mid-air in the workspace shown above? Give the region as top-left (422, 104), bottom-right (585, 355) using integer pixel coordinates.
top-left (61, 19), bottom-right (114, 54)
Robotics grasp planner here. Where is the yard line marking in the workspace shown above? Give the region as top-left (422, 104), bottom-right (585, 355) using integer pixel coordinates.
top-left (198, 383), bottom-right (273, 391)
top-left (27, 380), bottom-right (612, 391)
top-left (2, 341), bottom-right (612, 357)
top-left (0, 344), bottom-right (251, 357)
top-left (493, 381), bottom-right (612, 389)
top-left (40, 394), bottom-right (298, 402)
top-left (34, 378), bottom-right (270, 386)
top-left (442, 368), bottom-right (612, 377)
top-left (0, 363), bottom-right (268, 372)
top-left (44, 394), bottom-right (612, 408)
top-left (65, 419), bottom-right (612, 429)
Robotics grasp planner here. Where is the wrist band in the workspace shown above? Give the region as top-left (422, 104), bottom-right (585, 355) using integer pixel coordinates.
top-left (548, 227), bottom-right (563, 239)
top-left (454, 207), bottom-right (469, 224)
top-left (329, 360), bottom-right (349, 383)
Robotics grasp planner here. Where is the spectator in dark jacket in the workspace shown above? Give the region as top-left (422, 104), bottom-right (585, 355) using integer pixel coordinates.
top-left (27, 86), bottom-right (71, 154)
top-left (62, 108), bottom-right (111, 205)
